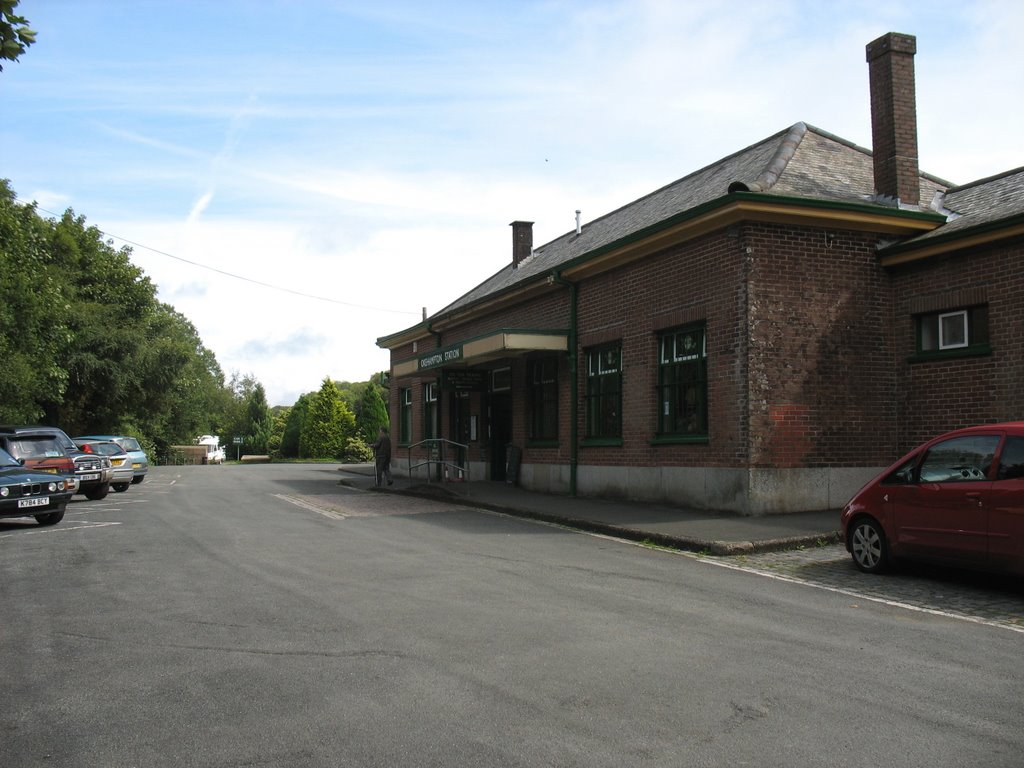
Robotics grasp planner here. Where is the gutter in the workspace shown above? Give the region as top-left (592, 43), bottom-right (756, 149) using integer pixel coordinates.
top-left (877, 212), bottom-right (1024, 266)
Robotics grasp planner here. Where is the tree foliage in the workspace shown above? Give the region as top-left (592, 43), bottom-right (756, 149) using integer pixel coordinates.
top-left (300, 377), bottom-right (355, 459)
top-left (0, 0), bottom-right (35, 71)
top-left (1, 179), bottom-right (385, 463)
top-left (280, 393), bottom-right (312, 458)
top-left (0, 182), bottom-right (69, 422)
top-left (0, 180), bottom-right (227, 455)
top-left (356, 381), bottom-right (389, 441)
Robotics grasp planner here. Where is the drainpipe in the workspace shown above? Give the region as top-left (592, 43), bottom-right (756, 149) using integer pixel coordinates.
top-left (550, 271), bottom-right (578, 496)
top-left (426, 322), bottom-right (442, 349)
top-left (427, 323), bottom-right (444, 478)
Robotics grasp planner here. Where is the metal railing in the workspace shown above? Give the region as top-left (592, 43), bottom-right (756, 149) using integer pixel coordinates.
top-left (407, 438), bottom-right (469, 483)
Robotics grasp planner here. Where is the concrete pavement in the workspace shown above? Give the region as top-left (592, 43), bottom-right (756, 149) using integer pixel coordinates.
top-left (336, 464), bottom-right (842, 555)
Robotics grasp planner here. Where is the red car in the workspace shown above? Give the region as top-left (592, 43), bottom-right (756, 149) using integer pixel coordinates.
top-left (841, 422), bottom-right (1024, 575)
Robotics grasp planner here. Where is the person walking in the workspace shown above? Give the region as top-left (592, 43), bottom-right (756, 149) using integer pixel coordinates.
top-left (372, 426), bottom-right (393, 487)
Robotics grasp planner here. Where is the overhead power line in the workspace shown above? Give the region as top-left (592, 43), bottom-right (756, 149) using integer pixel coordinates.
top-left (19, 199), bottom-right (421, 317)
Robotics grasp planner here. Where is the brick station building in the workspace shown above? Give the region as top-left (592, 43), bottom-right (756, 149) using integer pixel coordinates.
top-left (376, 32), bottom-right (1024, 514)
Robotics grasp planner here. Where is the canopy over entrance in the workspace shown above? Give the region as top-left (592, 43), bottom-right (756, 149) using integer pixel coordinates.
top-left (392, 330), bottom-right (568, 377)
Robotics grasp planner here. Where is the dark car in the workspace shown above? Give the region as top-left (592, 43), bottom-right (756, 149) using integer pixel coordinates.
top-left (841, 422), bottom-right (1024, 576)
top-left (0, 426), bottom-right (111, 500)
top-left (0, 428), bottom-right (78, 494)
top-left (0, 446), bottom-right (72, 525)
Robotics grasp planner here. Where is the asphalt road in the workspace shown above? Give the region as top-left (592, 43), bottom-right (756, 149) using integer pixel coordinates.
top-left (2, 464), bottom-right (1022, 768)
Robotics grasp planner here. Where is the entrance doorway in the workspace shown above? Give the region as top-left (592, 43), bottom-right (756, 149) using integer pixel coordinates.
top-left (490, 392), bottom-right (512, 481)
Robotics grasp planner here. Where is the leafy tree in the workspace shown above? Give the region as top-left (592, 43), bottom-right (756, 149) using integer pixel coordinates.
top-left (280, 393), bottom-right (311, 458)
top-left (216, 373), bottom-right (268, 457)
top-left (0, 181), bottom-right (69, 422)
top-left (128, 305), bottom-right (226, 453)
top-left (0, 179), bottom-right (242, 456)
top-left (247, 382), bottom-right (269, 427)
top-left (245, 382), bottom-right (271, 453)
top-left (0, 0), bottom-right (35, 71)
top-left (300, 377), bottom-right (354, 459)
top-left (337, 380), bottom-right (364, 421)
top-left (341, 436), bottom-right (373, 463)
top-left (41, 209), bottom-right (159, 433)
top-left (266, 408), bottom-right (288, 459)
top-left (356, 381), bottom-right (389, 441)
top-left (1, 176), bottom-right (393, 462)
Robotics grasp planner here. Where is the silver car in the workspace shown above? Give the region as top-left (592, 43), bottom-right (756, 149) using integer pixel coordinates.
top-left (76, 435), bottom-right (149, 485)
top-left (74, 439), bottom-right (134, 492)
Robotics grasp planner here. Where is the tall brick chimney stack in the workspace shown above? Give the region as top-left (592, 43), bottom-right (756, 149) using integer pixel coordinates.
top-left (866, 32), bottom-right (920, 206)
top-left (510, 220), bottom-right (533, 269)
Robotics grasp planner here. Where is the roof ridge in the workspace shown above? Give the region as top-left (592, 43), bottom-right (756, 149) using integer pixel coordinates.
top-left (800, 121), bottom-right (953, 188)
top-left (728, 122), bottom-right (807, 193)
top-left (532, 124), bottom-right (809, 252)
top-left (947, 165), bottom-right (1024, 193)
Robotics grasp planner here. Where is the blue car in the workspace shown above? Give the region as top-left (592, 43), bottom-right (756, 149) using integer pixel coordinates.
top-left (0, 446), bottom-right (72, 526)
top-left (76, 435), bottom-right (149, 484)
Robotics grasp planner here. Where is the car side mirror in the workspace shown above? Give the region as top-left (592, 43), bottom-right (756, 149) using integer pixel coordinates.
top-left (884, 466), bottom-right (914, 485)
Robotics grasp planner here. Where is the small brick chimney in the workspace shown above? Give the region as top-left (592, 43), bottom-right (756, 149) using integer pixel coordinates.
top-left (510, 220), bottom-right (533, 269)
top-left (866, 32), bottom-right (920, 206)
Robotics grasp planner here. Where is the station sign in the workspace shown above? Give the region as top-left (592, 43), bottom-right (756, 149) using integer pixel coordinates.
top-left (419, 343), bottom-right (464, 370)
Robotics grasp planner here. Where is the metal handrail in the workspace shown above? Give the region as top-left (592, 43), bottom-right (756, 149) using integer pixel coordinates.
top-left (407, 438), bottom-right (469, 483)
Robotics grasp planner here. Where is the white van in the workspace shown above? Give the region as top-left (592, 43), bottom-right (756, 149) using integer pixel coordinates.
top-left (197, 435), bottom-right (225, 464)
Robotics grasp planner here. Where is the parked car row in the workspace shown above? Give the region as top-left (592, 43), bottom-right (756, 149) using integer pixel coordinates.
top-left (0, 425), bottom-right (149, 527)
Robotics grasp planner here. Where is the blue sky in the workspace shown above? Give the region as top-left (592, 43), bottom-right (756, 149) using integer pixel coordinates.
top-left (3, 0), bottom-right (1022, 406)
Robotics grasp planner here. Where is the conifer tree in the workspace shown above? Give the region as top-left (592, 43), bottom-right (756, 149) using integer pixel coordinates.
top-left (300, 377), bottom-right (355, 459)
top-left (356, 381), bottom-right (389, 441)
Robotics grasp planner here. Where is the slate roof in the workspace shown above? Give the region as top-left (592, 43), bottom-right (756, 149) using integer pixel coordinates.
top-left (424, 122), bottom-right (954, 323)
top-left (909, 166), bottom-right (1024, 241)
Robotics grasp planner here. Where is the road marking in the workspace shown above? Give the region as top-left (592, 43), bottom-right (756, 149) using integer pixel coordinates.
top-left (71, 498), bottom-right (150, 511)
top-left (273, 494), bottom-right (347, 520)
top-left (689, 552), bottom-right (1024, 635)
top-left (0, 521), bottom-right (121, 539)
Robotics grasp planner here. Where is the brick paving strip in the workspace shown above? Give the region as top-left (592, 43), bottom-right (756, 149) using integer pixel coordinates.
top-left (705, 544), bottom-right (1024, 634)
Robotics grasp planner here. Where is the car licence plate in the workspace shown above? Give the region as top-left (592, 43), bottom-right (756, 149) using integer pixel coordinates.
top-left (79, 473), bottom-right (100, 481)
top-left (18, 497), bottom-right (49, 508)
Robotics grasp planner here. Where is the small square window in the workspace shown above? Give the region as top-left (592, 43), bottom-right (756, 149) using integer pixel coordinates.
top-left (915, 305), bottom-right (988, 355)
top-left (938, 311), bottom-right (968, 349)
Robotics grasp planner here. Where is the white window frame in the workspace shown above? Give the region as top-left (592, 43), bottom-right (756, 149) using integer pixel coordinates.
top-left (938, 310), bottom-right (968, 350)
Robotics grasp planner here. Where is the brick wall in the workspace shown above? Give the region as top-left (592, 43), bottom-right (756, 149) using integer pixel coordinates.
top-left (890, 239), bottom-right (1024, 451)
top-left (575, 230), bottom-right (747, 468)
top-left (744, 222), bottom-right (898, 467)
